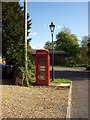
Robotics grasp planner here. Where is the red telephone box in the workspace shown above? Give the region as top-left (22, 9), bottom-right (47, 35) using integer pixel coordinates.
top-left (36, 49), bottom-right (50, 85)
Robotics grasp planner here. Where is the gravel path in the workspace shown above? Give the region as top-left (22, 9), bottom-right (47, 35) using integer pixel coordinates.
top-left (1, 85), bottom-right (69, 118)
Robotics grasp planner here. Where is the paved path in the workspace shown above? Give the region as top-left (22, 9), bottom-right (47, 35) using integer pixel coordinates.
top-left (51, 67), bottom-right (88, 81)
top-left (70, 79), bottom-right (88, 118)
top-left (50, 67), bottom-right (89, 119)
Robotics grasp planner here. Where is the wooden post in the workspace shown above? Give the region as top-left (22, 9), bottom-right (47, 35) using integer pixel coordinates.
top-left (24, 0), bottom-right (29, 86)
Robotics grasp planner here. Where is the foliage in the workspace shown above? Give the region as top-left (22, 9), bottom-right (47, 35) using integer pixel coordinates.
top-left (44, 28), bottom-right (89, 68)
top-left (2, 2), bottom-right (32, 69)
top-left (44, 41), bottom-right (56, 50)
top-left (16, 59), bottom-right (35, 86)
top-left (56, 28), bottom-right (80, 57)
top-left (60, 27), bottom-right (71, 34)
top-left (87, 38), bottom-right (90, 69)
top-left (79, 36), bottom-right (88, 67)
top-left (87, 38), bottom-right (90, 57)
top-left (44, 27), bottom-right (80, 66)
top-left (2, 2), bottom-right (36, 85)
top-left (27, 58), bottom-right (35, 82)
top-left (81, 36), bottom-right (88, 47)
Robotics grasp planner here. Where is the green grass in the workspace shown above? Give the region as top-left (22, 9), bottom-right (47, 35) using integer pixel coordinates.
top-left (50, 78), bottom-right (72, 83)
top-left (29, 78), bottom-right (72, 86)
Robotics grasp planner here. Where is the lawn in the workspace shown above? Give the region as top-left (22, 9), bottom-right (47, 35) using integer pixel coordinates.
top-left (51, 78), bottom-right (72, 84)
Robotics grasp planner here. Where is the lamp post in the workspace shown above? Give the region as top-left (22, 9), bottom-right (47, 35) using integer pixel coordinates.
top-left (49, 22), bottom-right (55, 81)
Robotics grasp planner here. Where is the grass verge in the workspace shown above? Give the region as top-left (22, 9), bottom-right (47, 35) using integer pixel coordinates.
top-left (29, 78), bottom-right (72, 86)
top-left (50, 78), bottom-right (72, 84)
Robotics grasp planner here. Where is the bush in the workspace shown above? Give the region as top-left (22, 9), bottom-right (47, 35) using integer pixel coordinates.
top-left (15, 59), bottom-right (35, 86)
top-left (86, 66), bottom-right (90, 70)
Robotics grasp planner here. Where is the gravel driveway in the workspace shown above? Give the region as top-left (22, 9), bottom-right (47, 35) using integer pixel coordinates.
top-left (1, 85), bottom-right (69, 118)
top-left (1, 67), bottom-right (88, 119)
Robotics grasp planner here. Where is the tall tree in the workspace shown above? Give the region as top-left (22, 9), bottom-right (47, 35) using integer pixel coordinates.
top-left (55, 27), bottom-right (80, 66)
top-left (81, 36), bottom-right (88, 47)
top-left (2, 2), bottom-right (32, 68)
top-left (80, 36), bottom-right (88, 66)
top-left (44, 27), bottom-right (80, 66)
top-left (44, 41), bottom-right (56, 50)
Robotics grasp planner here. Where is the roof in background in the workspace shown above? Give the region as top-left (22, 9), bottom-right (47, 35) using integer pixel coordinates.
top-left (30, 49), bottom-right (69, 55)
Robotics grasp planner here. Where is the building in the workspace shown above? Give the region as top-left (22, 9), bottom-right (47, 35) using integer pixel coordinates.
top-left (30, 49), bottom-right (69, 65)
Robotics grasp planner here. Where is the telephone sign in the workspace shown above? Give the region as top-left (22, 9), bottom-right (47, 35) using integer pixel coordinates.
top-left (36, 49), bottom-right (50, 85)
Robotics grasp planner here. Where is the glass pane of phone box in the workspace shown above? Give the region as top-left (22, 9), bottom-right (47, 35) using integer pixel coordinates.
top-left (39, 57), bottom-right (46, 80)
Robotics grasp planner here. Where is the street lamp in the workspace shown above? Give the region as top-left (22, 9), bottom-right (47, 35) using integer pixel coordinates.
top-left (49, 22), bottom-right (55, 81)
